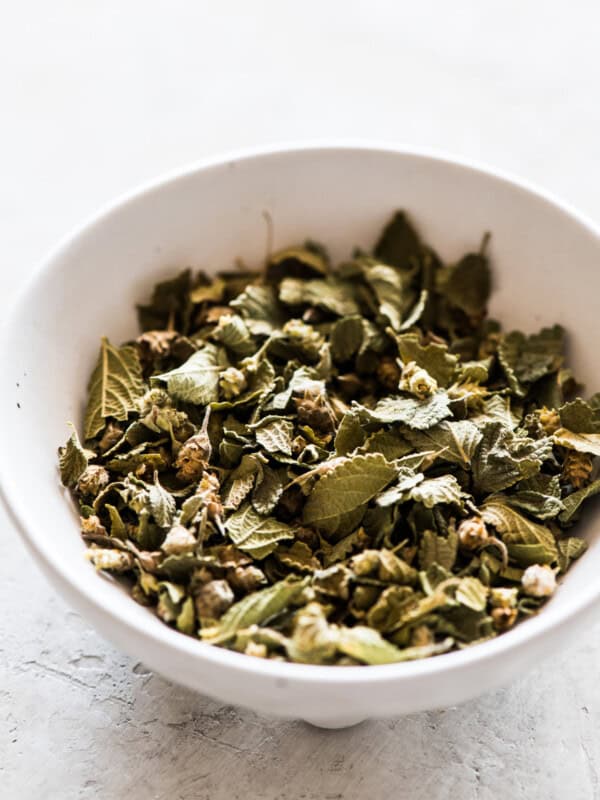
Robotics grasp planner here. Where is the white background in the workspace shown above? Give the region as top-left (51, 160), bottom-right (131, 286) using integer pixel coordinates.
top-left (2, 2), bottom-right (600, 797)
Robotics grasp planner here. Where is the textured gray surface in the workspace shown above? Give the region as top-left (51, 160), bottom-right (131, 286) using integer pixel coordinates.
top-left (2, 2), bottom-right (600, 797)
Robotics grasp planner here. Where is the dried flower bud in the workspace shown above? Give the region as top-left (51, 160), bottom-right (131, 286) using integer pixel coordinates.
top-left (352, 584), bottom-right (381, 611)
top-left (491, 605), bottom-right (518, 631)
top-left (521, 564), bottom-right (557, 598)
top-left (80, 514), bottom-right (108, 537)
top-left (76, 465), bottom-right (110, 499)
top-left (219, 367), bottom-right (247, 400)
top-left (136, 330), bottom-right (178, 367)
top-left (350, 549), bottom-right (381, 577)
top-left (282, 318), bottom-right (324, 357)
top-left (410, 625), bottom-right (434, 647)
top-left (538, 406), bottom-right (561, 435)
top-left (336, 373), bottom-right (364, 399)
top-left (245, 641), bottom-right (268, 658)
top-left (175, 433), bottom-right (211, 482)
top-left (377, 550), bottom-right (417, 585)
top-left (447, 381), bottom-right (488, 410)
top-left (288, 602), bottom-right (338, 663)
top-left (399, 361), bottom-right (438, 399)
top-left (137, 387), bottom-right (172, 416)
top-left (294, 395), bottom-right (335, 435)
top-left (562, 451), bottom-right (593, 489)
top-left (195, 579), bottom-right (235, 619)
top-left (489, 587), bottom-right (518, 608)
top-left (294, 526), bottom-right (320, 550)
top-left (86, 548), bottom-right (134, 572)
top-left (196, 471), bottom-right (223, 522)
top-left (227, 565), bottom-right (267, 593)
top-left (458, 517), bottom-right (488, 550)
top-left (97, 421), bottom-right (123, 454)
top-left (376, 356), bottom-right (401, 391)
top-left (161, 525), bottom-right (197, 555)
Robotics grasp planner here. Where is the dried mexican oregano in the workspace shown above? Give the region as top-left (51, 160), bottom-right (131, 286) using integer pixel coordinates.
top-left (59, 211), bottom-right (599, 666)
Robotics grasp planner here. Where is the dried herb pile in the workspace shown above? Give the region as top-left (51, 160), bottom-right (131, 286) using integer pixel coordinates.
top-left (59, 211), bottom-right (600, 666)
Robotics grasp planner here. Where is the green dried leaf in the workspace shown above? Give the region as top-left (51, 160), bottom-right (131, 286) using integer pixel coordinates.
top-left (222, 454), bottom-right (264, 511)
top-left (105, 503), bottom-right (127, 540)
top-left (330, 316), bottom-right (364, 362)
top-left (394, 333), bottom-right (458, 387)
top-left (211, 314), bottom-right (255, 356)
top-left (211, 359), bottom-right (275, 411)
top-left (557, 537), bottom-right (588, 573)
top-left (334, 410), bottom-right (367, 456)
top-left (403, 420), bottom-right (482, 467)
top-left (481, 499), bottom-right (558, 565)
top-left (373, 211), bottom-right (424, 268)
top-left (498, 326), bottom-right (565, 394)
top-left (267, 245), bottom-right (329, 281)
top-left (441, 251), bottom-right (491, 317)
top-left (279, 277), bottom-right (359, 317)
top-left (201, 577), bottom-right (308, 643)
top-left (470, 395), bottom-right (519, 430)
top-left (361, 429), bottom-right (412, 460)
top-left (357, 392), bottom-right (451, 430)
top-left (472, 422), bottom-right (552, 494)
top-left (59, 424), bottom-right (91, 487)
top-left (559, 478), bottom-right (600, 523)
top-left (376, 468), bottom-right (424, 507)
top-left (84, 338), bottom-right (146, 439)
top-left (338, 626), bottom-right (453, 665)
top-left (553, 427), bottom-right (600, 456)
top-left (251, 416), bottom-right (294, 456)
top-left (502, 474), bottom-right (564, 520)
top-left (418, 529), bottom-right (458, 570)
top-left (252, 465), bottom-right (288, 515)
top-left (225, 503), bottom-right (294, 558)
top-left (137, 269), bottom-right (192, 333)
top-left (230, 284), bottom-right (285, 336)
top-left (154, 344), bottom-right (221, 405)
top-left (303, 453), bottom-right (397, 529)
top-left (148, 474), bottom-right (176, 529)
top-left (455, 577), bottom-right (488, 611)
top-left (559, 398), bottom-right (600, 433)
top-left (409, 475), bottom-right (464, 509)
top-left (360, 260), bottom-right (414, 331)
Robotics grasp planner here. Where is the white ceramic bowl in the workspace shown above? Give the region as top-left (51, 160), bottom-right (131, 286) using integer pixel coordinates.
top-left (3, 144), bottom-right (600, 728)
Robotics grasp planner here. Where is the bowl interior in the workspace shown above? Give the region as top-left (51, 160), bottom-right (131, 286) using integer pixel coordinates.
top-left (3, 145), bottom-right (600, 660)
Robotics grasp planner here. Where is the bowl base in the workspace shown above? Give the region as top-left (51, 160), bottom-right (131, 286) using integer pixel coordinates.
top-left (303, 715), bottom-right (366, 729)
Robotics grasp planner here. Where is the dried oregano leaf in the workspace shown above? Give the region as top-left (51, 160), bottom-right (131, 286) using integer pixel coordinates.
top-left (330, 316), bottom-right (364, 362)
top-left (338, 626), bottom-right (454, 665)
top-left (559, 398), bottom-right (600, 434)
top-left (58, 424), bottom-right (92, 487)
top-left (403, 420), bottom-right (482, 467)
top-left (84, 338), bottom-right (146, 439)
top-left (61, 208), bottom-right (600, 666)
top-left (251, 417), bottom-right (294, 456)
top-left (303, 454), bottom-right (397, 529)
top-left (279, 277), bottom-right (359, 317)
top-left (201, 577), bottom-right (309, 643)
top-left (559, 478), bottom-right (600, 523)
top-left (553, 428), bottom-right (600, 456)
top-left (230, 285), bottom-right (285, 336)
top-left (226, 503), bottom-right (294, 558)
top-left (472, 422), bottom-right (552, 494)
top-left (393, 333), bottom-right (458, 387)
top-left (357, 392), bottom-right (451, 429)
top-left (153, 344), bottom-right (221, 405)
top-left (481, 499), bottom-right (558, 565)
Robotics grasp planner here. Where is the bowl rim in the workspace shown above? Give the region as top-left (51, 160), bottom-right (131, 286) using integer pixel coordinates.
top-left (3, 139), bottom-right (600, 685)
